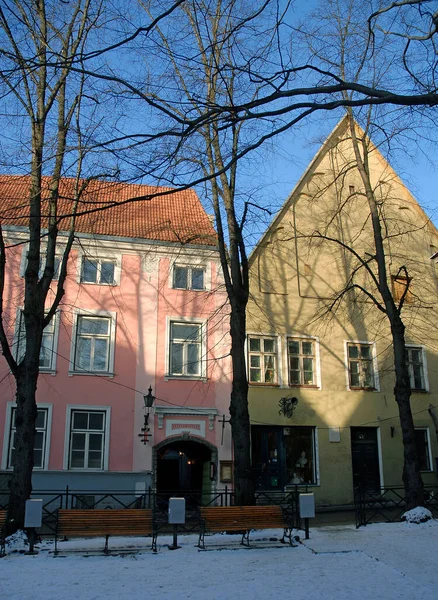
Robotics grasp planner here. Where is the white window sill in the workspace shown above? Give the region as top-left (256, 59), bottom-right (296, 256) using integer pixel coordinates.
top-left (165, 375), bottom-right (207, 382)
top-left (67, 468), bottom-right (107, 472)
top-left (80, 281), bottom-right (118, 287)
top-left (69, 371), bottom-right (114, 378)
top-left (40, 368), bottom-right (56, 376)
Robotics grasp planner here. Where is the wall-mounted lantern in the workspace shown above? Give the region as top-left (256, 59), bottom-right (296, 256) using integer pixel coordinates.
top-left (138, 386), bottom-right (155, 444)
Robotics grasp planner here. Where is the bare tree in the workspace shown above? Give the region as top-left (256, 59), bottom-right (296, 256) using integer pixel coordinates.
top-left (295, 0), bottom-right (437, 508)
top-left (135, 0), bottom-right (296, 504)
top-left (0, 0), bottom-right (185, 533)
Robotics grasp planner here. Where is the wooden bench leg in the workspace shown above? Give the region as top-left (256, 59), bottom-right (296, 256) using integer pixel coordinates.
top-left (240, 530), bottom-right (250, 547)
top-left (281, 528), bottom-right (298, 547)
top-left (104, 535), bottom-right (109, 554)
top-left (152, 531), bottom-right (157, 553)
top-left (197, 528), bottom-right (206, 550)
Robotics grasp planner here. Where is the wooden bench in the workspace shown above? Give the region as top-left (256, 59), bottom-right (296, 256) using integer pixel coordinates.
top-left (55, 509), bottom-right (157, 554)
top-left (198, 505), bottom-right (297, 549)
top-left (0, 510), bottom-right (6, 557)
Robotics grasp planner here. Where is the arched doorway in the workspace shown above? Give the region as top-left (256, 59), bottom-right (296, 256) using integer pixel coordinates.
top-left (155, 438), bottom-right (216, 509)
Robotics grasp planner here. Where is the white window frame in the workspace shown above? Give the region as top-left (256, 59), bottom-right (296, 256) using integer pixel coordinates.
top-left (172, 264), bottom-right (206, 291)
top-left (79, 256), bottom-right (120, 285)
top-left (169, 258), bottom-right (211, 292)
top-left (165, 317), bottom-right (207, 380)
top-left (13, 309), bottom-right (60, 373)
top-left (20, 244), bottom-right (64, 280)
top-left (406, 345), bottom-right (429, 392)
top-left (76, 249), bottom-right (121, 286)
top-left (247, 334), bottom-right (280, 385)
top-left (286, 335), bottom-right (321, 389)
top-left (69, 310), bottom-right (116, 376)
top-left (345, 340), bottom-right (380, 391)
top-left (2, 402), bottom-right (52, 470)
top-left (415, 428), bottom-right (433, 472)
top-left (64, 405), bottom-right (111, 471)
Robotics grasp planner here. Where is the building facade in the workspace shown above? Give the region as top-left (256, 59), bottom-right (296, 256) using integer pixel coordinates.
top-left (0, 177), bottom-right (232, 502)
top-left (247, 118), bottom-right (438, 507)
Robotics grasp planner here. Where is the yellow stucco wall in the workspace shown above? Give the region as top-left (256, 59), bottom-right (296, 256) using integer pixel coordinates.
top-left (247, 117), bottom-right (438, 507)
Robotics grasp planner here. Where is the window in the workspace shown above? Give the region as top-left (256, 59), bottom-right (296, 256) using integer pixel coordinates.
top-left (21, 249), bottom-right (62, 280)
top-left (288, 338), bottom-right (316, 386)
top-left (7, 407), bottom-right (50, 469)
top-left (169, 321), bottom-right (203, 377)
top-left (414, 429), bottom-right (432, 471)
top-left (248, 336), bottom-right (277, 384)
top-left (251, 426), bottom-right (318, 489)
top-left (406, 346), bottom-right (427, 391)
top-left (68, 409), bottom-right (107, 469)
top-left (81, 258), bottom-right (116, 285)
top-left (39, 255), bottom-right (61, 280)
top-left (347, 342), bottom-right (376, 389)
top-left (15, 311), bottom-right (59, 371)
top-left (284, 426), bottom-right (317, 485)
top-left (173, 265), bottom-right (205, 291)
top-left (392, 275), bottom-right (413, 304)
top-left (72, 314), bottom-right (115, 374)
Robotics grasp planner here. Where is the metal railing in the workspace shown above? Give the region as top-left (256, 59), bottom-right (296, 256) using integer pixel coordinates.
top-left (354, 485), bottom-right (438, 527)
top-left (1, 485), bottom-right (302, 535)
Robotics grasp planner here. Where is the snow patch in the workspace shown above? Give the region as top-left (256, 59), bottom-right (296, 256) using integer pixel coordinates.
top-left (4, 529), bottom-right (29, 554)
top-left (401, 506), bottom-right (432, 524)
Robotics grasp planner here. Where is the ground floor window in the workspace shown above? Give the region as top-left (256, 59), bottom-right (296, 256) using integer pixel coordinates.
top-left (7, 406), bottom-right (49, 469)
top-left (414, 429), bottom-right (432, 471)
top-left (68, 409), bottom-right (107, 469)
top-left (251, 425), bottom-right (317, 490)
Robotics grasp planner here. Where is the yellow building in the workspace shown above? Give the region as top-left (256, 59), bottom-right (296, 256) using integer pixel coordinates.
top-left (247, 116), bottom-right (438, 508)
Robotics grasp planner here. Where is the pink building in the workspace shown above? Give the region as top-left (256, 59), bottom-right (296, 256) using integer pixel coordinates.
top-left (0, 177), bottom-right (233, 504)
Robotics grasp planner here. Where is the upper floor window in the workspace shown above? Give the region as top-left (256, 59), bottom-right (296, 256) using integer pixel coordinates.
top-left (173, 265), bottom-right (205, 291)
top-left (6, 406), bottom-right (51, 470)
top-left (288, 338), bottom-right (316, 386)
top-left (406, 346), bottom-right (428, 392)
top-left (248, 336), bottom-right (277, 384)
top-left (347, 342), bottom-right (376, 390)
top-left (72, 313), bottom-right (116, 374)
top-left (39, 254), bottom-right (61, 280)
top-left (169, 321), bottom-right (204, 377)
top-left (15, 311), bottom-right (59, 372)
top-left (21, 249), bottom-right (62, 281)
top-left (81, 258), bottom-right (116, 285)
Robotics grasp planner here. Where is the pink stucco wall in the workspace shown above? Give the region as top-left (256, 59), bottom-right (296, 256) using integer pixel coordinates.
top-left (0, 240), bottom-right (232, 477)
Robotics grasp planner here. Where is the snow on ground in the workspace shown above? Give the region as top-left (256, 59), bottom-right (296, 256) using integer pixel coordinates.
top-left (1, 520), bottom-right (437, 600)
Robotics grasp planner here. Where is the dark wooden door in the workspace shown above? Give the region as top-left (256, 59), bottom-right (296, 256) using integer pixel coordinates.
top-left (351, 427), bottom-right (381, 493)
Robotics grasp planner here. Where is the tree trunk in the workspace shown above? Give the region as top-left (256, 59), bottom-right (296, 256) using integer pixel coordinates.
top-left (391, 318), bottom-right (424, 509)
top-left (229, 296), bottom-right (255, 506)
top-left (5, 366), bottom-right (38, 535)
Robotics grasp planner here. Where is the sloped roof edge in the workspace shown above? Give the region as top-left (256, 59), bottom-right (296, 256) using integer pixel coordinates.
top-left (249, 115), bottom-right (350, 264)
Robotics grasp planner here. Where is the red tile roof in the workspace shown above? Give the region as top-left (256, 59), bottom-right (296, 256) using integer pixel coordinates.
top-left (0, 175), bottom-right (217, 246)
